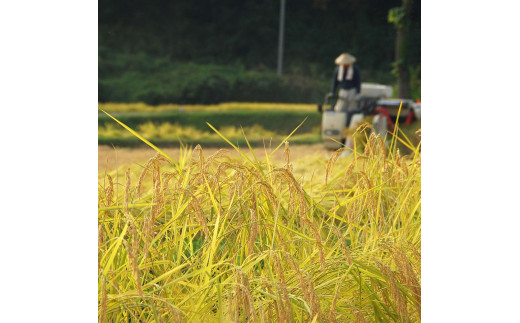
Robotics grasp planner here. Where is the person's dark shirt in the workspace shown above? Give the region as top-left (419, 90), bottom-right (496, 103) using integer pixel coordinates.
top-left (331, 65), bottom-right (361, 94)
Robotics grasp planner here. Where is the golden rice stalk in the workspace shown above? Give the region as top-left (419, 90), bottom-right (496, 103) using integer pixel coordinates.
top-left (233, 270), bottom-right (257, 323)
top-left (136, 167), bottom-right (147, 197)
top-left (233, 279), bottom-right (240, 323)
top-left (212, 161), bottom-right (231, 190)
top-left (275, 287), bottom-right (289, 323)
top-left (186, 190), bottom-right (210, 238)
top-left (192, 144), bottom-right (204, 170)
top-left (130, 222), bottom-right (139, 266)
top-left (359, 171), bottom-right (372, 190)
top-left (333, 226), bottom-right (352, 265)
top-left (258, 302), bottom-right (267, 323)
top-left (328, 281), bottom-right (343, 323)
top-left (273, 255), bottom-right (291, 321)
top-left (98, 224), bottom-right (104, 275)
top-left (354, 121), bottom-right (371, 135)
top-left (283, 141), bottom-right (292, 171)
top-left (172, 308), bottom-right (184, 323)
top-left (375, 133), bottom-right (387, 161)
top-left (394, 149), bottom-right (402, 181)
top-left (264, 281), bottom-right (280, 322)
top-left (203, 148), bottom-right (228, 173)
top-left (136, 155), bottom-right (157, 195)
top-left (157, 312), bottom-right (165, 323)
top-left (247, 201), bottom-right (259, 256)
top-left (371, 277), bottom-right (391, 309)
top-left (326, 148), bottom-right (347, 184)
top-left (393, 247), bottom-right (421, 317)
top-left (99, 275), bottom-right (108, 323)
top-left (124, 237), bottom-right (143, 298)
top-left (161, 171), bottom-right (178, 192)
top-left (353, 309), bottom-right (367, 323)
top-left (136, 158), bottom-right (154, 197)
top-left (240, 271), bottom-right (258, 323)
top-left (124, 168), bottom-right (131, 218)
top-left (255, 180), bottom-right (278, 209)
top-left (271, 288), bottom-right (284, 322)
top-left (304, 271), bottom-right (322, 322)
top-left (358, 171), bottom-right (377, 213)
top-left (274, 230), bottom-right (290, 254)
top-left (342, 162), bottom-right (356, 187)
top-left (143, 158), bottom-right (164, 262)
top-left (306, 219), bottom-right (326, 272)
top-left (266, 298), bottom-right (274, 323)
top-left (297, 182), bottom-right (309, 222)
top-left (363, 133), bottom-right (374, 156)
top-left (377, 261), bottom-right (408, 321)
top-left (363, 132), bottom-right (386, 158)
top-left (287, 253), bottom-right (322, 321)
top-left (142, 213), bottom-right (152, 262)
top-left (98, 224), bottom-right (104, 249)
top-left (136, 153), bottom-right (169, 196)
top-left (273, 168), bottom-right (306, 229)
top-left (409, 242), bottom-right (422, 274)
top-left (104, 174), bottom-right (114, 207)
top-left (151, 169), bottom-right (163, 223)
top-left (286, 254), bottom-right (311, 308)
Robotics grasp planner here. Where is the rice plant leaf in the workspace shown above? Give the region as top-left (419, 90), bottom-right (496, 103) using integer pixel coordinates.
top-left (397, 126), bottom-right (414, 148)
top-left (241, 126), bottom-right (260, 165)
top-left (98, 203), bottom-right (154, 212)
top-left (142, 263), bottom-right (189, 288)
top-left (102, 222), bottom-right (129, 276)
top-left (206, 122), bottom-right (255, 167)
top-left (202, 173), bottom-right (223, 279)
top-left (389, 101), bottom-right (403, 153)
top-left (270, 117), bottom-right (308, 155)
top-left (265, 220), bottom-right (316, 241)
top-left (339, 184), bottom-right (387, 206)
top-left (149, 301), bottom-right (160, 323)
top-left (99, 107), bottom-right (175, 164)
top-left (388, 130), bottom-right (415, 152)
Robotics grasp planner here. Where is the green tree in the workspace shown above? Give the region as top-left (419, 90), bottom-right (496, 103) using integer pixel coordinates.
top-left (388, 0), bottom-right (414, 98)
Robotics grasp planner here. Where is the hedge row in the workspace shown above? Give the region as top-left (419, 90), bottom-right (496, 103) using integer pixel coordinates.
top-left (99, 58), bottom-right (331, 105)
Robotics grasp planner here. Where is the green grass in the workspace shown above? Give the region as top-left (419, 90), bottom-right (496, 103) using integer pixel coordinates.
top-left (98, 110), bottom-right (321, 134)
top-left (98, 136), bottom-right (322, 148)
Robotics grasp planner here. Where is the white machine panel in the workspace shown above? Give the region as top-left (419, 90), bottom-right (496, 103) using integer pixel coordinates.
top-left (321, 111), bottom-right (347, 149)
top-left (361, 83), bottom-right (393, 98)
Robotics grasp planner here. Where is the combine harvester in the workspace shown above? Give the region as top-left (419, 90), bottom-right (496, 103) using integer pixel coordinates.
top-left (318, 83), bottom-right (421, 150)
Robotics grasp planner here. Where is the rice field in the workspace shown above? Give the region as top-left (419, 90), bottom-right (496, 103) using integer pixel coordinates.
top-left (99, 143), bottom-right (330, 173)
top-left (98, 111), bottom-right (421, 322)
top-left (99, 122), bottom-right (320, 143)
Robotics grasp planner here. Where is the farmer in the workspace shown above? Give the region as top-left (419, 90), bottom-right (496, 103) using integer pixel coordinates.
top-left (328, 52), bottom-right (361, 112)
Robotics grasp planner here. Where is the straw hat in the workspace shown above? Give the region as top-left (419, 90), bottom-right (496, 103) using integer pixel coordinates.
top-left (335, 53), bottom-right (356, 65)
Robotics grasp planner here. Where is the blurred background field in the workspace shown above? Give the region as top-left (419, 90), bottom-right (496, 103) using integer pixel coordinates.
top-left (99, 0), bottom-right (420, 150)
top-left (98, 102), bottom-right (420, 151)
top-left (98, 102), bottom-right (322, 147)
top-left (99, 0), bottom-right (420, 105)
top-left (99, 0), bottom-right (421, 151)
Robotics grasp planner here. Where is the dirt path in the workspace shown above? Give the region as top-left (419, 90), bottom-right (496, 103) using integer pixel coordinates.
top-left (99, 143), bottom-right (331, 172)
